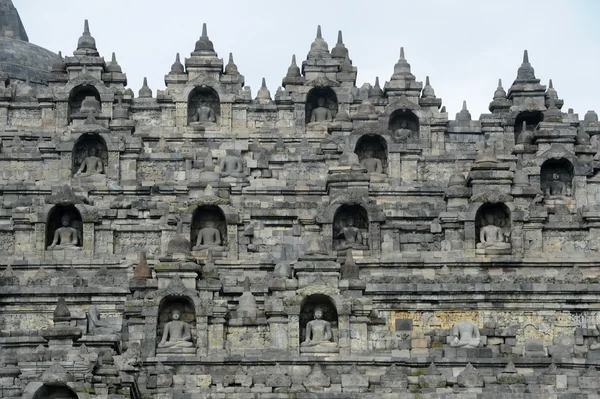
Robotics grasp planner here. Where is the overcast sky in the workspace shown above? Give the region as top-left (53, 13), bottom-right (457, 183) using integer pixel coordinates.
top-left (16, 0), bottom-right (600, 118)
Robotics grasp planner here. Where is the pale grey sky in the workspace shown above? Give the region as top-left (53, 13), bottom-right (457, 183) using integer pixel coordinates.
top-left (16, 0), bottom-right (600, 118)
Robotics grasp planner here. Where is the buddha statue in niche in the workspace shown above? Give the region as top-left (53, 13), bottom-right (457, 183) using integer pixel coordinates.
top-left (394, 119), bottom-right (414, 141)
top-left (79, 96), bottom-right (101, 115)
top-left (336, 217), bottom-right (367, 250)
top-left (476, 213), bottom-right (510, 251)
top-left (75, 148), bottom-right (104, 177)
top-left (450, 321), bottom-right (482, 348)
top-left (189, 104), bottom-right (216, 123)
top-left (192, 220), bottom-right (226, 252)
top-left (360, 152), bottom-right (384, 174)
top-left (301, 307), bottom-right (337, 348)
top-left (310, 97), bottom-right (333, 123)
top-left (47, 215), bottom-right (80, 250)
top-left (158, 309), bottom-right (193, 348)
top-left (545, 173), bottom-right (567, 197)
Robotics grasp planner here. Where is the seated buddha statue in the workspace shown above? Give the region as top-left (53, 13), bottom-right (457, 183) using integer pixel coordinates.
top-left (301, 307), bottom-right (337, 348)
top-left (450, 321), bottom-right (482, 348)
top-left (47, 215), bottom-right (81, 250)
top-left (192, 220), bottom-right (226, 252)
top-left (158, 310), bottom-right (193, 348)
top-left (476, 213), bottom-right (511, 251)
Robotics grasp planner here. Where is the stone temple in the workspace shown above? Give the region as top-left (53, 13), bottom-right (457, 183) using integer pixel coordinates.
top-left (2, 1), bottom-right (600, 398)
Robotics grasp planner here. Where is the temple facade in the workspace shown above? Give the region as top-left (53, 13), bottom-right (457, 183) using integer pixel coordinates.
top-left (2, 2), bottom-right (600, 398)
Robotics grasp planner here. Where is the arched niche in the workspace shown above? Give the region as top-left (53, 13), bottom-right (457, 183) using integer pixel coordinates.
top-left (157, 296), bottom-right (196, 346)
top-left (45, 205), bottom-right (83, 249)
top-left (541, 158), bottom-right (574, 196)
top-left (355, 134), bottom-right (387, 174)
top-left (333, 204), bottom-right (369, 251)
top-left (305, 87), bottom-right (338, 124)
top-left (475, 202), bottom-right (511, 247)
top-left (191, 205), bottom-right (227, 250)
top-left (188, 86), bottom-right (220, 125)
top-left (71, 134), bottom-right (108, 176)
top-left (300, 294), bottom-right (338, 347)
top-left (68, 84), bottom-right (101, 119)
top-left (33, 385), bottom-right (78, 399)
top-left (388, 109), bottom-right (419, 140)
top-left (514, 111), bottom-right (543, 139)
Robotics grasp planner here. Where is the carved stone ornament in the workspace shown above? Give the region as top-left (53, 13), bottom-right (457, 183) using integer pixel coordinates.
top-left (45, 185), bottom-right (91, 205)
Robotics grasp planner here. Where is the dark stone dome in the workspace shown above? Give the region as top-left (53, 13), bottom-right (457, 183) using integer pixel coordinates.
top-left (0, 0), bottom-right (58, 85)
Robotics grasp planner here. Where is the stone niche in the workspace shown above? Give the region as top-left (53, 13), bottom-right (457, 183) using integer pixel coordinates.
top-left (68, 84), bottom-right (101, 120)
top-left (541, 158), bottom-right (574, 197)
top-left (305, 87), bottom-right (338, 124)
top-left (187, 86), bottom-right (220, 125)
top-left (355, 134), bottom-right (387, 174)
top-left (333, 204), bottom-right (369, 251)
top-left (157, 296), bottom-right (196, 347)
top-left (33, 385), bottom-right (78, 399)
top-left (71, 133), bottom-right (108, 176)
top-left (191, 205), bottom-right (227, 252)
top-left (388, 109), bottom-right (419, 140)
top-left (45, 205), bottom-right (83, 249)
top-left (300, 294), bottom-right (338, 347)
top-left (514, 111), bottom-right (543, 141)
top-left (475, 202), bottom-right (511, 249)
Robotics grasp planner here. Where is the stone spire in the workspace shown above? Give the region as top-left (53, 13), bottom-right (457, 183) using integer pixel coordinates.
top-left (53, 297), bottom-right (71, 322)
top-left (237, 277), bottom-right (257, 319)
top-left (331, 30), bottom-right (348, 59)
top-left (369, 77), bottom-right (384, 99)
top-left (255, 77), bottom-right (272, 104)
top-left (170, 53), bottom-right (184, 74)
top-left (421, 76), bottom-right (436, 98)
top-left (391, 47), bottom-right (414, 80)
top-left (0, 0), bottom-right (28, 41)
top-left (76, 20), bottom-right (98, 54)
top-left (224, 52), bottom-right (239, 75)
top-left (133, 251), bottom-right (152, 280)
top-left (287, 55), bottom-right (301, 78)
top-left (545, 79), bottom-right (564, 109)
top-left (516, 50), bottom-right (535, 81)
top-left (194, 23), bottom-right (215, 53)
top-left (138, 77), bottom-right (152, 98)
top-left (51, 51), bottom-right (66, 73)
top-left (308, 25), bottom-right (329, 56)
top-left (106, 52), bottom-right (122, 73)
top-left (456, 100), bottom-right (471, 121)
top-left (112, 98), bottom-right (129, 120)
top-left (493, 78), bottom-right (506, 99)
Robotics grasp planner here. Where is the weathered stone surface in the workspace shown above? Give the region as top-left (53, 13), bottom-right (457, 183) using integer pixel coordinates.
top-left (1, 7), bottom-right (599, 397)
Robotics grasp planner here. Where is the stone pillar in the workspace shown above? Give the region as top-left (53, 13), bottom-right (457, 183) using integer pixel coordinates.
top-left (227, 224), bottom-right (238, 260)
top-left (34, 222), bottom-right (45, 253)
top-left (83, 222), bottom-right (94, 255)
top-left (369, 221), bottom-right (381, 256)
top-left (294, 103), bottom-right (305, 134)
top-left (321, 224), bottom-right (333, 256)
top-left (288, 315), bottom-right (300, 355)
top-left (196, 315), bottom-right (209, 357)
top-left (61, 151), bottom-right (72, 181)
top-left (220, 102), bottom-right (232, 133)
top-left (175, 102), bottom-right (187, 127)
top-left (338, 313), bottom-right (351, 356)
top-left (388, 152), bottom-right (401, 180)
top-left (464, 221), bottom-right (476, 250)
top-left (107, 150), bottom-right (120, 182)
